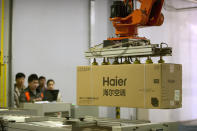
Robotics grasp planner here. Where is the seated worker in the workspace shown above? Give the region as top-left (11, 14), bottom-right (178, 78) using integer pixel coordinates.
top-left (20, 74), bottom-right (43, 103)
top-left (14, 73), bottom-right (26, 108)
top-left (38, 76), bottom-right (47, 93)
top-left (46, 79), bottom-right (62, 102)
top-left (45, 79), bottom-right (63, 117)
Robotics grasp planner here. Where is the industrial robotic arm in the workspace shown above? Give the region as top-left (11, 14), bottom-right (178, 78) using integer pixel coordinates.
top-left (85, 0), bottom-right (171, 63)
top-left (109, 0), bottom-right (164, 40)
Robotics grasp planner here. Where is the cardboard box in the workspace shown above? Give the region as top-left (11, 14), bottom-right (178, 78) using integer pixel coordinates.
top-left (77, 64), bottom-right (182, 109)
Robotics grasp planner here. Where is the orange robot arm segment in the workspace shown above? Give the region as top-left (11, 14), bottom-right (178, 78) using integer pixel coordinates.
top-left (109, 0), bottom-right (164, 39)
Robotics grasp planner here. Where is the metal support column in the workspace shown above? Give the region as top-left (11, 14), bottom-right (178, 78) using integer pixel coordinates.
top-left (0, 0), bottom-right (12, 108)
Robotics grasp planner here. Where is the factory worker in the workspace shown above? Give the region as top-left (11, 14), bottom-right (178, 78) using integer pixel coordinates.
top-left (38, 76), bottom-right (47, 93)
top-left (46, 79), bottom-right (62, 102)
top-left (20, 74), bottom-right (43, 103)
top-left (14, 73), bottom-right (26, 108)
top-left (46, 79), bottom-right (63, 117)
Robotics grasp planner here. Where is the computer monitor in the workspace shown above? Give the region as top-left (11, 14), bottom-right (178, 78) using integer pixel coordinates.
top-left (43, 90), bottom-right (59, 102)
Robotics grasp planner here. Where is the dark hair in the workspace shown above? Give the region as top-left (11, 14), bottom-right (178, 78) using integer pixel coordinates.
top-left (28, 74), bottom-right (38, 83)
top-left (39, 76), bottom-right (46, 81)
top-left (15, 73), bottom-right (25, 80)
top-left (47, 79), bottom-right (55, 85)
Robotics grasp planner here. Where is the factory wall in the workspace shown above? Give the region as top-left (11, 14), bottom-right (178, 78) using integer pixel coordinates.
top-left (12, 0), bottom-right (89, 104)
top-left (139, 9), bottom-right (197, 122)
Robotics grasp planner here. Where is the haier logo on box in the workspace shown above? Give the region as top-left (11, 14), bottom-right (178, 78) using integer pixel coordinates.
top-left (103, 76), bottom-right (127, 87)
top-left (102, 76), bottom-right (127, 96)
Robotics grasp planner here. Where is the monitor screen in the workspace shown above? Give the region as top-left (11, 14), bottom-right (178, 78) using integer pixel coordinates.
top-left (43, 90), bottom-right (59, 102)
